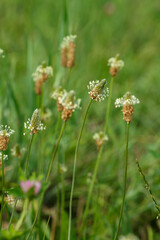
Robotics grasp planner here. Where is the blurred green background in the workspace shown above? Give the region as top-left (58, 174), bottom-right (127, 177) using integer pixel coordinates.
top-left (1, 0), bottom-right (160, 239)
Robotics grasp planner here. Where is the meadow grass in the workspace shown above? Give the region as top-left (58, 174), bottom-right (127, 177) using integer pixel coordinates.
top-left (0, 0), bottom-right (160, 239)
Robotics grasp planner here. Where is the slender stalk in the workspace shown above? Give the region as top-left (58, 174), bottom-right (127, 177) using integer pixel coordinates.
top-left (81, 77), bottom-right (114, 236)
top-left (15, 198), bottom-right (29, 230)
top-left (136, 159), bottom-right (160, 215)
top-left (104, 77), bottom-right (114, 132)
top-left (26, 122), bottom-right (66, 240)
top-left (68, 99), bottom-right (92, 240)
top-left (25, 134), bottom-right (34, 175)
top-left (81, 146), bottom-right (103, 236)
top-left (42, 216), bottom-right (51, 240)
top-left (60, 169), bottom-right (65, 240)
top-left (8, 199), bottom-right (18, 229)
top-left (46, 122), bottom-right (66, 182)
top-left (113, 123), bottom-right (130, 240)
top-left (0, 152), bottom-right (4, 229)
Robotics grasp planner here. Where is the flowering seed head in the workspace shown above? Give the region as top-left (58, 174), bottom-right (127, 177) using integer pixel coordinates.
top-left (5, 193), bottom-right (16, 207)
top-left (61, 35), bottom-right (77, 49)
top-left (0, 125), bottom-right (14, 151)
top-left (93, 131), bottom-right (109, 150)
top-left (115, 92), bottom-right (140, 108)
top-left (60, 90), bottom-right (81, 121)
top-left (108, 54), bottom-right (124, 77)
top-left (51, 87), bottom-right (67, 112)
top-left (24, 109), bottom-right (46, 135)
top-left (32, 61), bottom-right (53, 83)
top-left (61, 35), bottom-right (77, 68)
top-left (87, 79), bottom-right (109, 102)
top-left (115, 92), bottom-right (140, 123)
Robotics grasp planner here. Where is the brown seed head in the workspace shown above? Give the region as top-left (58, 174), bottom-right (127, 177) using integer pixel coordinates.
top-left (0, 135), bottom-right (9, 151)
top-left (35, 78), bottom-right (43, 95)
top-left (109, 66), bottom-right (119, 77)
top-left (61, 47), bottom-right (68, 67)
top-left (56, 98), bottom-right (64, 112)
top-left (61, 108), bottom-right (73, 121)
top-left (67, 41), bottom-right (76, 68)
top-left (122, 104), bottom-right (134, 123)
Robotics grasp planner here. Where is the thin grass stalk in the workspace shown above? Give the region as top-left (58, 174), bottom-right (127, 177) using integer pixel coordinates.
top-left (42, 216), bottom-right (51, 240)
top-left (81, 77), bottom-right (114, 236)
top-left (136, 159), bottom-right (160, 215)
top-left (113, 123), bottom-right (130, 240)
top-left (68, 99), bottom-right (92, 240)
top-left (26, 122), bottom-right (66, 240)
top-left (15, 198), bottom-right (29, 230)
top-left (60, 169), bottom-right (65, 240)
top-left (46, 122), bottom-right (66, 182)
top-left (8, 199), bottom-right (18, 229)
top-left (0, 152), bottom-right (4, 229)
top-left (25, 134), bottom-right (34, 175)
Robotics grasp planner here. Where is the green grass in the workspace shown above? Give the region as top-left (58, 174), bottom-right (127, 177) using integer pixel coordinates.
top-left (0, 0), bottom-right (160, 239)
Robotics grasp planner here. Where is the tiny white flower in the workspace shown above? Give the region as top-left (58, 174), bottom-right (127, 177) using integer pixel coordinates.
top-left (59, 90), bottom-right (81, 111)
top-left (32, 62), bottom-right (53, 82)
top-left (0, 152), bottom-right (8, 161)
top-left (61, 35), bottom-right (77, 49)
top-left (87, 79), bottom-right (109, 102)
top-left (24, 109), bottom-right (46, 135)
top-left (108, 54), bottom-right (124, 70)
top-left (115, 92), bottom-right (140, 108)
top-left (0, 125), bottom-right (14, 137)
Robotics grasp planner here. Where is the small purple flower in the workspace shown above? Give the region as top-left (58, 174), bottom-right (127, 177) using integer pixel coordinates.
top-left (20, 180), bottom-right (41, 195)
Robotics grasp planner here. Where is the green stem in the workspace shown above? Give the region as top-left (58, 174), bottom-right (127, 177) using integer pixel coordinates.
top-left (0, 152), bottom-right (4, 230)
top-left (81, 146), bottom-right (103, 236)
top-left (81, 77), bottom-right (114, 237)
top-left (104, 77), bottom-right (114, 132)
top-left (136, 160), bottom-right (160, 215)
top-left (68, 99), bottom-right (92, 240)
top-left (8, 199), bottom-right (18, 229)
top-left (25, 134), bottom-right (34, 175)
top-left (113, 123), bottom-right (130, 240)
top-left (42, 216), bottom-right (50, 240)
top-left (15, 198), bottom-right (29, 230)
top-left (46, 122), bottom-right (66, 182)
top-left (60, 170), bottom-right (65, 240)
top-left (26, 122), bottom-right (66, 240)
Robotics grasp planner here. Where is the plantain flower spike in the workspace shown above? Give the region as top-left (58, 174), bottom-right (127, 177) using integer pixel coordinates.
top-left (93, 131), bottom-right (109, 150)
top-left (115, 92), bottom-right (140, 123)
top-left (0, 125), bottom-right (14, 151)
top-left (24, 109), bottom-right (46, 135)
top-left (108, 54), bottom-right (124, 77)
top-left (87, 78), bottom-right (109, 102)
top-left (51, 86), bottom-right (67, 112)
top-left (32, 61), bottom-right (53, 95)
top-left (61, 35), bottom-right (77, 68)
top-left (60, 90), bottom-right (81, 121)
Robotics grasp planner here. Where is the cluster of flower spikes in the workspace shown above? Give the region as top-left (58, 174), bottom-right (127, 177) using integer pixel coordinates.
top-left (115, 91), bottom-right (140, 123)
top-left (32, 61), bottom-right (53, 95)
top-left (87, 78), bottom-right (109, 102)
top-left (61, 35), bottom-right (77, 68)
top-left (52, 87), bottom-right (81, 121)
top-left (93, 131), bottom-right (109, 150)
top-left (0, 125), bottom-right (14, 151)
top-left (24, 109), bottom-right (46, 135)
top-left (108, 54), bottom-right (124, 77)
